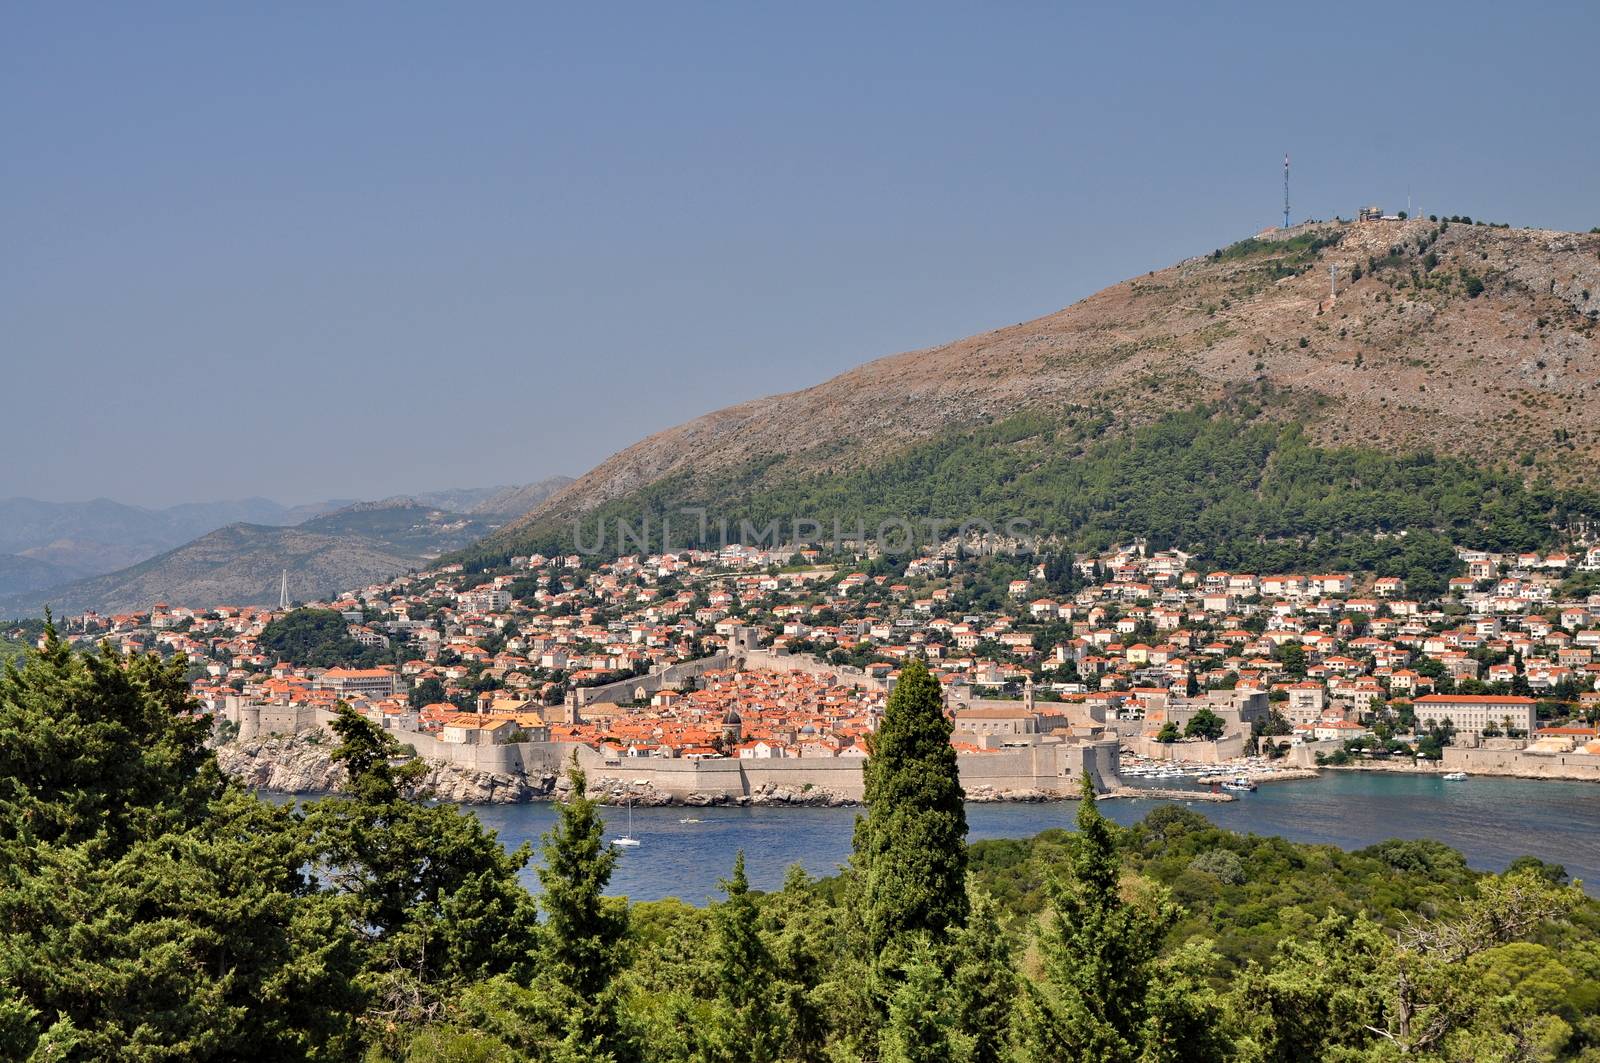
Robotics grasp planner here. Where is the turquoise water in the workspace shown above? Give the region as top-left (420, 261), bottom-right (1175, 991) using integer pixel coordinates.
top-left (468, 773), bottom-right (1600, 903)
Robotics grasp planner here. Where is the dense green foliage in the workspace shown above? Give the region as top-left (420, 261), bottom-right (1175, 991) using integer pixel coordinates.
top-left (5, 636), bottom-right (1600, 1061)
top-left (0, 630), bottom-right (362, 1059)
top-left (854, 657), bottom-right (970, 963)
top-left (1184, 707), bottom-right (1227, 740)
top-left (258, 607), bottom-right (391, 669)
top-left (0, 620), bottom-right (46, 664)
top-left (1016, 775), bottom-right (1195, 1062)
top-left (462, 408), bottom-right (1600, 595)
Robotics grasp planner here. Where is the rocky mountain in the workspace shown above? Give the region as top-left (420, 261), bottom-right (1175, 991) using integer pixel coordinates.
top-left (295, 499), bottom-right (499, 555)
top-left (343, 480), bottom-right (575, 518)
top-left (0, 501), bottom-right (500, 617)
top-left (0, 554), bottom-right (79, 597)
top-left (0, 480), bottom-right (571, 603)
top-left (0, 524), bottom-right (415, 617)
top-left (470, 219), bottom-right (1600, 564)
top-left (468, 476), bottom-right (576, 517)
top-left (0, 495), bottom-right (358, 600)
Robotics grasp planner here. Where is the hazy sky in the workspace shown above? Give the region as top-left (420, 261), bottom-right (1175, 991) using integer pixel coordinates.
top-left (6, 1), bottom-right (1597, 507)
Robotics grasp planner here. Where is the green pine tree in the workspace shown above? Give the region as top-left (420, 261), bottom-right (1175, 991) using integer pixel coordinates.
top-left (536, 755), bottom-right (634, 1060)
top-left (0, 632), bottom-right (364, 1060)
top-left (765, 864), bottom-right (831, 1063)
top-left (948, 893), bottom-right (1016, 1063)
top-left (1014, 773), bottom-right (1179, 1063)
top-left (0, 621), bottom-right (217, 851)
top-left (854, 657), bottom-right (970, 964)
top-left (700, 851), bottom-right (787, 1063)
top-left (304, 705), bottom-right (538, 1046)
top-left (878, 941), bottom-right (955, 1063)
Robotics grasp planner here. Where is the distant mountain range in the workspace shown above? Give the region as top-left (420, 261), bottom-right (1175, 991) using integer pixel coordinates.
top-left (0, 496), bottom-right (349, 587)
top-left (0, 478), bottom-right (570, 616)
top-left (0, 502), bottom-right (496, 616)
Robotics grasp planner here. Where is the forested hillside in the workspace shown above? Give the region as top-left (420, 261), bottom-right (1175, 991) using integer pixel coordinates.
top-left (257, 608), bottom-right (396, 669)
top-left (461, 405), bottom-right (1600, 593)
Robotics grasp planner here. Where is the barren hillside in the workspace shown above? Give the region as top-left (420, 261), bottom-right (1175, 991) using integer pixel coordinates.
top-left (499, 220), bottom-right (1597, 543)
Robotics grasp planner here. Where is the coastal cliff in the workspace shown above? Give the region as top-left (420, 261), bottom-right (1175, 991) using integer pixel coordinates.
top-left (214, 729), bottom-right (555, 803)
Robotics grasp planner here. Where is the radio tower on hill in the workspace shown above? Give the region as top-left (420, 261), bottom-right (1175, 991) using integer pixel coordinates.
top-left (1282, 153), bottom-right (1291, 229)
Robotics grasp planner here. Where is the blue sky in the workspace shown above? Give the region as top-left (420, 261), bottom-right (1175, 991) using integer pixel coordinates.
top-left (5, 1), bottom-right (1597, 506)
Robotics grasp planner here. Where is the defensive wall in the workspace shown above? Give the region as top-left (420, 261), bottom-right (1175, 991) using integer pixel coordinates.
top-left (738, 649), bottom-right (887, 692)
top-left (567, 648), bottom-right (886, 712)
top-left (226, 699), bottom-right (571, 777)
top-left (1123, 733), bottom-right (1248, 764)
top-left (571, 737), bottom-right (1124, 799)
top-left (224, 693), bottom-right (1122, 796)
top-left (1441, 746), bottom-right (1600, 782)
top-left (567, 651), bottom-right (732, 709)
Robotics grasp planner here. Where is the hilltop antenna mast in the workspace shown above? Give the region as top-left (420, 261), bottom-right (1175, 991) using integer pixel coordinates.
top-left (1282, 153), bottom-right (1291, 229)
top-left (279, 569), bottom-right (289, 611)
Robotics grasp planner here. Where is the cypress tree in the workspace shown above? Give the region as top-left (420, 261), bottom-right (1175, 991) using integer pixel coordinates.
top-left (949, 893), bottom-right (1017, 1063)
top-left (701, 851), bottom-right (787, 1063)
top-left (854, 656), bottom-right (969, 960)
top-left (878, 943), bottom-right (954, 1063)
top-left (537, 755), bottom-right (633, 1058)
top-left (1014, 773), bottom-right (1179, 1063)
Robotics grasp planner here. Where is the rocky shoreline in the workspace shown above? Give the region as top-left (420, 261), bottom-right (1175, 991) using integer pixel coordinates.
top-left (213, 730), bottom-right (1085, 807)
top-left (213, 730), bottom-right (557, 804)
top-left (584, 781), bottom-right (1065, 808)
top-left (1323, 761), bottom-right (1600, 784)
top-left (1250, 768), bottom-right (1321, 784)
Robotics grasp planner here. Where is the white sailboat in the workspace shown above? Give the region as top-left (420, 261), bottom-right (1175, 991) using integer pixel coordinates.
top-left (612, 794), bottom-right (641, 848)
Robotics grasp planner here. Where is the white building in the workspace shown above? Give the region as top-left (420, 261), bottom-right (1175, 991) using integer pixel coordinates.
top-left (1411, 694), bottom-right (1536, 738)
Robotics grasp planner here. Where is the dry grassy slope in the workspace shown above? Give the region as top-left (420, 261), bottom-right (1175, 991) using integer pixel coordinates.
top-left (503, 221), bottom-right (1600, 538)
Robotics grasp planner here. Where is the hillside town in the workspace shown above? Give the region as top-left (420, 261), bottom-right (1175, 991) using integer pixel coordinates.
top-left (12, 531), bottom-right (1600, 793)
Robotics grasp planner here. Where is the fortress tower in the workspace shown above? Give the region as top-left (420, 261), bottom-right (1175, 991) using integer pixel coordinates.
top-left (729, 625), bottom-right (761, 656)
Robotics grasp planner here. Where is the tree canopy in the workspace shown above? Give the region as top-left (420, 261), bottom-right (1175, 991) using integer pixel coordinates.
top-left (854, 657), bottom-right (970, 967)
top-left (4, 633), bottom-right (1600, 1061)
top-left (258, 608), bottom-right (390, 669)
top-left (459, 406), bottom-right (1600, 586)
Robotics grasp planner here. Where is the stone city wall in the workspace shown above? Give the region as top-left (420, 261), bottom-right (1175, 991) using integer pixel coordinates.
top-left (568, 651), bottom-right (732, 709)
top-left (1123, 733), bottom-right (1247, 764)
top-left (568, 738), bottom-right (1122, 800)
top-left (1442, 746), bottom-right (1600, 781)
top-left (738, 649), bottom-right (887, 691)
top-left (226, 691), bottom-right (1125, 801)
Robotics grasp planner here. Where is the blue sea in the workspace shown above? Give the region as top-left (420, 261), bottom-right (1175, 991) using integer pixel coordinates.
top-left (465, 772), bottom-right (1600, 902)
